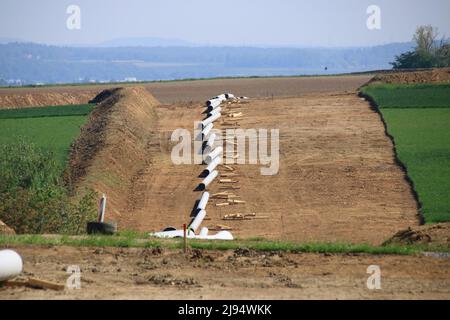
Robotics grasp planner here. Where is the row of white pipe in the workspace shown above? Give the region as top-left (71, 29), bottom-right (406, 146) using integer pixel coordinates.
top-left (151, 93), bottom-right (237, 240)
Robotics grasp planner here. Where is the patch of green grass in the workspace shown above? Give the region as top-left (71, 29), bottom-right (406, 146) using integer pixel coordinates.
top-left (0, 234), bottom-right (161, 248)
top-left (361, 83), bottom-right (450, 108)
top-left (0, 115), bottom-right (88, 165)
top-left (0, 234), bottom-right (448, 255)
top-left (382, 109), bottom-right (450, 223)
top-left (0, 104), bottom-right (94, 119)
top-left (361, 83), bottom-right (450, 223)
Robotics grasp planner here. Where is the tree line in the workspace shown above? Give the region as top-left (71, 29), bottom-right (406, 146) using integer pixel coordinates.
top-left (392, 25), bottom-right (450, 69)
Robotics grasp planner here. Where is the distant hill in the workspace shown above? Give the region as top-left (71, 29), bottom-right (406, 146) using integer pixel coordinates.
top-left (0, 42), bottom-right (415, 86)
top-left (97, 37), bottom-right (196, 47)
top-left (0, 37), bottom-right (23, 44)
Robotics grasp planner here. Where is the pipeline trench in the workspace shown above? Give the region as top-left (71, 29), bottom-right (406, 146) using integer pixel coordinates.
top-left (123, 91), bottom-right (419, 245)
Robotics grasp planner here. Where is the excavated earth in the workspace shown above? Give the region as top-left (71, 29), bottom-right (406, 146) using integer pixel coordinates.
top-left (65, 85), bottom-right (420, 244)
top-left (0, 245), bottom-right (449, 300)
top-left (88, 91), bottom-right (418, 244)
top-left (370, 67), bottom-right (450, 85)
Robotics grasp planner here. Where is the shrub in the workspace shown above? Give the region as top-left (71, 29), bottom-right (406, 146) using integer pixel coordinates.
top-left (0, 138), bottom-right (97, 234)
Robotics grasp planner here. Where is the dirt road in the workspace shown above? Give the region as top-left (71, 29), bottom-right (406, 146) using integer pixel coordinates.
top-left (125, 93), bottom-right (419, 244)
top-left (1, 245), bottom-right (448, 300)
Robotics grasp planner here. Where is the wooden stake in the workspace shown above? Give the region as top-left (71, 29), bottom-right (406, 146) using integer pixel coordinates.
top-left (183, 223), bottom-right (187, 254)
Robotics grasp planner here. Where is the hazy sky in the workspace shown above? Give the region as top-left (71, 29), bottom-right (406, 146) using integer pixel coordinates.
top-left (1, 0), bottom-right (449, 47)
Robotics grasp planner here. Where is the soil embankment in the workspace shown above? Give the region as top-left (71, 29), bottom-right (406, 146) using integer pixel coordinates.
top-left (0, 91), bottom-right (99, 109)
top-left (67, 87), bottom-right (159, 223)
top-left (370, 67), bottom-right (450, 85)
top-left (385, 223), bottom-right (450, 247)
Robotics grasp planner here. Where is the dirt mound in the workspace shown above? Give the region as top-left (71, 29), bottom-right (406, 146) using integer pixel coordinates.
top-left (0, 91), bottom-right (98, 109)
top-left (384, 223), bottom-right (450, 247)
top-left (66, 87), bottom-right (159, 223)
top-left (0, 220), bottom-right (15, 235)
top-left (370, 67), bottom-right (450, 85)
top-left (88, 88), bottom-right (122, 104)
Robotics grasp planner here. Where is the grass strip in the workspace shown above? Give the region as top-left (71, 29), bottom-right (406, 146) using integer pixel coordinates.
top-left (0, 234), bottom-right (448, 255)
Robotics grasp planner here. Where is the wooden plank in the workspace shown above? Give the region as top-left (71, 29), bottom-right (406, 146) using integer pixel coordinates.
top-left (2, 277), bottom-right (65, 291)
top-left (219, 180), bottom-right (239, 184)
top-left (28, 277), bottom-right (65, 291)
top-left (216, 202), bottom-right (230, 207)
top-left (208, 225), bottom-right (233, 231)
top-left (219, 186), bottom-right (240, 190)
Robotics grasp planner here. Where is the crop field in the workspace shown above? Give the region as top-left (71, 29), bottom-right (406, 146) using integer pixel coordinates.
top-left (0, 104), bottom-right (94, 119)
top-left (361, 83), bottom-right (450, 108)
top-left (0, 105), bottom-right (93, 165)
top-left (362, 83), bottom-right (450, 223)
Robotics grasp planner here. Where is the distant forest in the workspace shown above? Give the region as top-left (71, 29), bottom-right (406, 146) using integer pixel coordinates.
top-left (0, 42), bottom-right (415, 86)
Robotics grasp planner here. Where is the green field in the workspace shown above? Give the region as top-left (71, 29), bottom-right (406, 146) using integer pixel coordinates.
top-left (0, 104), bottom-right (93, 166)
top-left (0, 104), bottom-right (94, 119)
top-left (362, 83), bottom-right (450, 223)
top-left (361, 83), bottom-right (450, 108)
top-left (0, 104), bottom-right (96, 234)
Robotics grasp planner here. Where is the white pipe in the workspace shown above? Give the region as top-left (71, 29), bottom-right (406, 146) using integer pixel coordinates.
top-left (199, 170), bottom-right (218, 190)
top-left (197, 192), bottom-right (210, 211)
top-left (225, 93), bottom-right (235, 99)
top-left (208, 107), bottom-right (222, 117)
top-left (201, 123), bottom-right (213, 139)
top-left (206, 102), bottom-right (221, 112)
top-left (0, 250), bottom-right (23, 281)
top-left (189, 209), bottom-right (206, 232)
top-left (204, 133), bottom-right (217, 154)
top-left (206, 231), bottom-right (233, 240)
top-left (215, 94), bottom-right (226, 101)
top-left (98, 193), bottom-right (106, 222)
top-left (205, 146), bottom-right (223, 164)
top-left (150, 229), bottom-right (233, 240)
top-left (201, 112), bottom-right (221, 128)
top-left (205, 156), bottom-right (222, 175)
top-left (151, 229), bottom-right (192, 239)
top-left (199, 227), bottom-right (209, 237)
top-left (206, 99), bottom-right (221, 109)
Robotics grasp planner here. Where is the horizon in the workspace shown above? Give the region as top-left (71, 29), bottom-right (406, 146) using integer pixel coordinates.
top-left (0, 37), bottom-right (434, 50)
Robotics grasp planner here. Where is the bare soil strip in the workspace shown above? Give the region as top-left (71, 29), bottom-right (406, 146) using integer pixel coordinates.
top-left (0, 245), bottom-right (448, 300)
top-left (0, 75), bottom-right (372, 108)
top-left (128, 93), bottom-right (419, 244)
